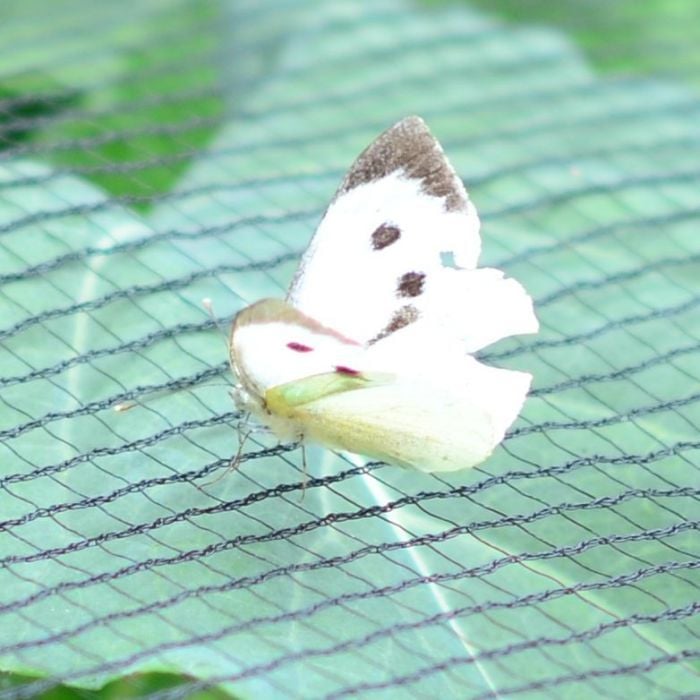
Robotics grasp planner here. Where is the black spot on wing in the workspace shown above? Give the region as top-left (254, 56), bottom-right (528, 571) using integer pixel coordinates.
top-left (371, 223), bottom-right (401, 250)
top-left (397, 271), bottom-right (425, 298)
top-left (370, 305), bottom-right (419, 344)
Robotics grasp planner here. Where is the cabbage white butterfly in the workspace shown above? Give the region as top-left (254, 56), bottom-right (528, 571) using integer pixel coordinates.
top-left (229, 116), bottom-right (538, 472)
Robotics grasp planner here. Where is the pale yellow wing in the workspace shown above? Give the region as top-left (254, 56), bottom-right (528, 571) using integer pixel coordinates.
top-left (276, 360), bottom-right (531, 473)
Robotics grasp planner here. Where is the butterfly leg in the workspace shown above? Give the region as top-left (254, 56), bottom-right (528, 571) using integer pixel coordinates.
top-left (231, 419), bottom-right (253, 471)
top-left (298, 434), bottom-right (308, 501)
top-left (201, 414), bottom-right (253, 487)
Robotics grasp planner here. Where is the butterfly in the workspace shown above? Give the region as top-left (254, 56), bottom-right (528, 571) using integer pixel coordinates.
top-left (228, 116), bottom-right (538, 473)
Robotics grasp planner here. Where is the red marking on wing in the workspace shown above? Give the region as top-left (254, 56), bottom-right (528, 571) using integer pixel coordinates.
top-left (287, 342), bottom-right (314, 352)
top-left (335, 365), bottom-right (360, 376)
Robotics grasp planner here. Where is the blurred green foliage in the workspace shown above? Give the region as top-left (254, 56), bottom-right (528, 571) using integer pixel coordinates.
top-left (0, 671), bottom-right (233, 700)
top-left (2, 0), bottom-right (698, 207)
top-left (427, 0), bottom-right (700, 86)
top-left (0, 0), bottom-right (223, 208)
top-left (1, 0), bottom-right (698, 698)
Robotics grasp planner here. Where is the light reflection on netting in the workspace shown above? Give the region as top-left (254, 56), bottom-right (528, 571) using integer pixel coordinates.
top-left (0, 0), bottom-right (699, 698)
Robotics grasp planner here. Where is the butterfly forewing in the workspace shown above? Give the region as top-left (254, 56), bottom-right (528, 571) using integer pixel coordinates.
top-left (286, 116), bottom-right (482, 346)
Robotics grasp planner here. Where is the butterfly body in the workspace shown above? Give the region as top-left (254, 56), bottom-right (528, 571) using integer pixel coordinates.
top-left (229, 117), bottom-right (538, 473)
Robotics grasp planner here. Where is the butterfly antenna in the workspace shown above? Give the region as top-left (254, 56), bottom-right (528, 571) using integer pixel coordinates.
top-left (112, 390), bottom-right (184, 413)
top-left (113, 301), bottom-right (233, 415)
top-left (113, 399), bottom-right (141, 412)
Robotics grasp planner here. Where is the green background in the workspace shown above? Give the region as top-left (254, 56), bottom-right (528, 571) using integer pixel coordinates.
top-left (0, 0), bottom-right (699, 698)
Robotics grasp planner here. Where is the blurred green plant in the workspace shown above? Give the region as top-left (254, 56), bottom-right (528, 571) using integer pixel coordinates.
top-left (0, 671), bottom-right (233, 700)
top-left (0, 0), bottom-right (223, 208)
top-left (427, 0), bottom-right (700, 86)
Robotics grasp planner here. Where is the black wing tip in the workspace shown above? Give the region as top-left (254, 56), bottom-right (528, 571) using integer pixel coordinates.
top-left (388, 114), bottom-right (428, 131)
top-left (379, 115), bottom-right (435, 145)
top-left (336, 115), bottom-right (468, 211)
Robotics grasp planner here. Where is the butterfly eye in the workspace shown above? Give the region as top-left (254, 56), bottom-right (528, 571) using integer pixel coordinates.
top-left (287, 342), bottom-right (314, 352)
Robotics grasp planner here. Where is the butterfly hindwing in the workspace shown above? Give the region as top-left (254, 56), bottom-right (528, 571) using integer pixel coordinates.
top-left (281, 367), bottom-right (529, 473)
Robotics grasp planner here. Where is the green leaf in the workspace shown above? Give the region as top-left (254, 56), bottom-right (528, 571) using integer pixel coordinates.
top-left (0, 0), bottom-right (224, 206)
top-left (426, 0), bottom-right (700, 90)
top-left (1, 0), bottom-right (699, 698)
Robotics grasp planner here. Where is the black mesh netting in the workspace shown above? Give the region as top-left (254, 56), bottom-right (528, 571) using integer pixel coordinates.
top-left (1, 1), bottom-right (699, 698)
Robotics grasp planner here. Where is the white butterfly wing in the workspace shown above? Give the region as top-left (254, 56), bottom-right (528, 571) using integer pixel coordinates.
top-left (287, 116), bottom-right (482, 345)
top-left (291, 356), bottom-right (531, 473)
top-left (405, 266), bottom-right (539, 353)
top-left (287, 116), bottom-right (537, 350)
